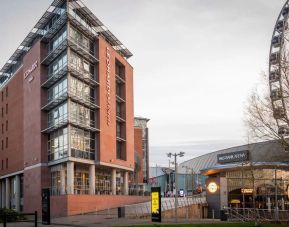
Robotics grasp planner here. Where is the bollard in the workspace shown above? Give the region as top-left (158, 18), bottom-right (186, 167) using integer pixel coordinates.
top-left (35, 211), bottom-right (38, 227)
top-left (3, 212), bottom-right (7, 227)
top-left (212, 209), bottom-right (215, 219)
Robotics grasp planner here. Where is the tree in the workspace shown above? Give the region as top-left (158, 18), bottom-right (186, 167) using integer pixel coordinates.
top-left (244, 57), bottom-right (289, 150)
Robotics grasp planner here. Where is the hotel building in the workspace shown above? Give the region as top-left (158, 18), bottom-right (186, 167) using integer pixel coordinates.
top-left (0, 0), bottom-right (147, 216)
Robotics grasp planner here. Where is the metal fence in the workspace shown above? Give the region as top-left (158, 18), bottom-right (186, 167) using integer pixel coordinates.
top-left (124, 195), bottom-right (207, 218)
top-left (226, 208), bottom-right (289, 223)
top-left (0, 211), bottom-right (38, 227)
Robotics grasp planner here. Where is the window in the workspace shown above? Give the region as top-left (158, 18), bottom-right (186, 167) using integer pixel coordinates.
top-left (1, 91), bottom-right (3, 101)
top-left (50, 28), bottom-right (67, 52)
top-left (1, 124), bottom-right (3, 134)
top-left (6, 158), bottom-right (8, 169)
top-left (6, 103), bottom-right (8, 114)
top-left (70, 27), bottom-right (93, 53)
top-left (117, 141), bottom-right (125, 160)
top-left (48, 78), bottom-right (67, 102)
top-left (48, 127), bottom-right (68, 162)
top-left (48, 52), bottom-right (67, 77)
top-left (5, 87), bottom-right (8, 98)
top-left (48, 102), bottom-right (68, 128)
top-left (70, 51), bottom-right (94, 79)
top-left (6, 137), bottom-right (8, 148)
top-left (70, 127), bottom-right (95, 160)
top-left (116, 122), bottom-right (122, 138)
top-left (116, 102), bottom-right (122, 118)
top-left (51, 171), bottom-right (61, 195)
top-left (70, 101), bottom-right (94, 128)
top-left (70, 77), bottom-right (94, 103)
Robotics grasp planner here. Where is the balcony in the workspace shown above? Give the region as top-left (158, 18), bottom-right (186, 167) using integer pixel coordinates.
top-left (42, 112), bottom-right (69, 133)
top-left (42, 9), bottom-right (67, 42)
top-left (68, 38), bottom-right (98, 63)
top-left (68, 63), bottom-right (98, 86)
top-left (42, 39), bottom-right (68, 65)
top-left (42, 89), bottom-right (68, 111)
top-left (42, 64), bottom-right (68, 88)
top-left (69, 113), bottom-right (98, 132)
top-left (67, 7), bottom-right (97, 40)
top-left (68, 87), bottom-right (98, 110)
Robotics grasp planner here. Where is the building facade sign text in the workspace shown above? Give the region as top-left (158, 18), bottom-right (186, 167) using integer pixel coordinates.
top-left (106, 47), bottom-right (111, 126)
top-left (217, 150), bottom-right (249, 164)
top-left (24, 61), bottom-right (38, 80)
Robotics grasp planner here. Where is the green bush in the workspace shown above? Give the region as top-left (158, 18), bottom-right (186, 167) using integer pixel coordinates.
top-left (0, 208), bottom-right (25, 223)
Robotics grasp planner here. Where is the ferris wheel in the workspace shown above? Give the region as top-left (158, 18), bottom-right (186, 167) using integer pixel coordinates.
top-left (269, 0), bottom-right (289, 136)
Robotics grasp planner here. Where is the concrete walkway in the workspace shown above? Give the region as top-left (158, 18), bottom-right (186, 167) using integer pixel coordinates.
top-left (2, 215), bottom-right (222, 227)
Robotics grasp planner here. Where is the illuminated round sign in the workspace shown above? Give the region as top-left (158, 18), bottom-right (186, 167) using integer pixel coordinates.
top-left (207, 182), bottom-right (218, 193)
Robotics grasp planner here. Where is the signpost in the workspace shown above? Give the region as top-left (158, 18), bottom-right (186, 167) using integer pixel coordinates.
top-left (151, 187), bottom-right (161, 222)
top-left (42, 188), bottom-right (51, 225)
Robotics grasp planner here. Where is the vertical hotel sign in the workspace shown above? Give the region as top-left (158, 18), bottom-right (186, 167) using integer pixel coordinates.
top-left (106, 47), bottom-right (111, 126)
top-left (151, 187), bottom-right (161, 222)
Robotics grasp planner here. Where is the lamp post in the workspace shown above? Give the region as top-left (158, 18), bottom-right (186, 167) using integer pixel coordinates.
top-left (168, 160), bottom-right (174, 195)
top-left (167, 151), bottom-right (185, 223)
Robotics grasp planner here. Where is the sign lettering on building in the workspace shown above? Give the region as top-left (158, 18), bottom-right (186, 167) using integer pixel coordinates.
top-left (217, 150), bottom-right (249, 164)
top-left (106, 47), bottom-right (111, 126)
top-left (24, 60), bottom-right (38, 81)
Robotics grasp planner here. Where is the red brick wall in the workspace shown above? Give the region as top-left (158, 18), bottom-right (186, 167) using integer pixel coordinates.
top-left (51, 195), bottom-right (150, 217)
top-left (97, 37), bottom-right (134, 170)
top-left (22, 40), bottom-right (50, 214)
top-left (0, 68), bottom-right (24, 176)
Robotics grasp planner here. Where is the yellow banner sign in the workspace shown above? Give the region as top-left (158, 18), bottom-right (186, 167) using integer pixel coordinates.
top-left (151, 192), bottom-right (159, 214)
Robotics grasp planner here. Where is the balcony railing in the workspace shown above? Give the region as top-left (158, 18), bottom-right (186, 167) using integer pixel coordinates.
top-left (67, 6), bottom-right (97, 40)
top-left (42, 64), bottom-right (68, 88)
top-left (42, 88), bottom-right (68, 111)
top-left (42, 39), bottom-right (68, 65)
top-left (42, 9), bottom-right (67, 42)
top-left (69, 86), bottom-right (98, 110)
top-left (68, 38), bottom-right (98, 63)
top-left (71, 149), bottom-right (95, 161)
top-left (68, 63), bottom-right (98, 86)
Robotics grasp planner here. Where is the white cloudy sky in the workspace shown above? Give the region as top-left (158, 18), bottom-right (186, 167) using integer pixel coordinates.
top-left (0, 0), bottom-right (285, 165)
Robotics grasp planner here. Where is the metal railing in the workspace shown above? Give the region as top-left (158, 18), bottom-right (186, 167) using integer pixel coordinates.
top-left (0, 211), bottom-right (38, 227)
top-left (225, 207), bottom-right (289, 223)
top-left (123, 195), bottom-right (207, 218)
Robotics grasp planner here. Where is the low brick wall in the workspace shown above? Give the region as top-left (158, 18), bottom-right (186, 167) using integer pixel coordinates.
top-left (162, 204), bottom-right (206, 219)
top-left (51, 195), bottom-right (150, 217)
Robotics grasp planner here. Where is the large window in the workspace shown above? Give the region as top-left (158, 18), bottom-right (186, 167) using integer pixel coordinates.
top-left (70, 101), bottom-right (95, 128)
top-left (50, 28), bottom-right (67, 52)
top-left (48, 52), bottom-right (67, 77)
top-left (48, 78), bottom-right (67, 102)
top-left (51, 171), bottom-right (61, 195)
top-left (48, 102), bottom-right (68, 128)
top-left (117, 141), bottom-right (125, 160)
top-left (70, 27), bottom-right (92, 53)
top-left (70, 127), bottom-right (95, 160)
top-left (70, 51), bottom-right (94, 80)
top-left (95, 171), bottom-right (111, 195)
top-left (48, 127), bottom-right (68, 161)
top-left (70, 77), bottom-right (94, 103)
top-left (74, 171), bottom-right (89, 195)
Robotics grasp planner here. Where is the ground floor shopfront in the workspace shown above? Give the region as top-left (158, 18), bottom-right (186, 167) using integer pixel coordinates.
top-left (0, 161), bottom-right (149, 216)
top-left (204, 164), bottom-right (289, 218)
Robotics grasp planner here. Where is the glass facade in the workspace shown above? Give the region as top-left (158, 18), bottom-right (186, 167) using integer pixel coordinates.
top-left (227, 168), bottom-right (289, 209)
top-left (48, 127), bottom-right (68, 161)
top-left (95, 171), bottom-right (111, 195)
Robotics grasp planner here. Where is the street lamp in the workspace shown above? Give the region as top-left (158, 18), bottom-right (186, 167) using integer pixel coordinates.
top-left (167, 151), bottom-right (185, 223)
